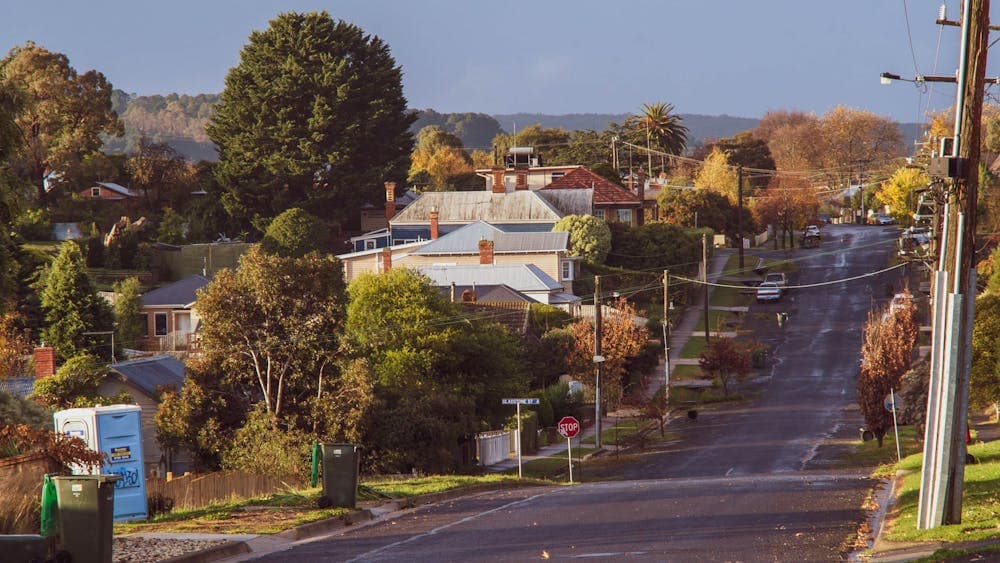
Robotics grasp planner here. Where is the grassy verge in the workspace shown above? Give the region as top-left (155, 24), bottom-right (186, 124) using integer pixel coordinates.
top-left (885, 439), bottom-right (1000, 543)
top-left (115, 473), bottom-right (536, 535)
top-left (694, 309), bottom-right (739, 332)
top-left (680, 336), bottom-right (706, 358)
top-left (671, 364), bottom-right (702, 380)
top-left (580, 418), bottom-right (646, 447)
top-left (834, 426), bottom-right (923, 475)
top-left (502, 447), bottom-right (599, 479)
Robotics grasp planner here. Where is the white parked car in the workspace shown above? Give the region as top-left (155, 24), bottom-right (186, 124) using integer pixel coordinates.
top-left (804, 225), bottom-right (821, 237)
top-left (756, 281), bottom-right (782, 302)
top-left (764, 272), bottom-right (787, 287)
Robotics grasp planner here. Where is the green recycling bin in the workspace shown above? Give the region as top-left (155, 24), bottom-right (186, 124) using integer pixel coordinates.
top-left (318, 444), bottom-right (359, 509)
top-left (53, 474), bottom-right (120, 563)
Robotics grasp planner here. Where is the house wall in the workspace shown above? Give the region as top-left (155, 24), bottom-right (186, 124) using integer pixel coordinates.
top-left (94, 380), bottom-right (166, 476)
top-left (341, 245), bottom-right (422, 282)
top-left (139, 307), bottom-right (194, 351)
top-left (79, 186), bottom-right (127, 201)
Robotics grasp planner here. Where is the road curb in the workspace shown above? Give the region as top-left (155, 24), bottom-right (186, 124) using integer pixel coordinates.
top-left (160, 540), bottom-right (251, 563)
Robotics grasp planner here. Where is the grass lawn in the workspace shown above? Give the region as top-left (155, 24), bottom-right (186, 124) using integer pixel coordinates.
top-left (694, 309), bottom-right (739, 332)
top-left (885, 439), bottom-right (1000, 543)
top-left (836, 426), bottom-right (923, 475)
top-left (580, 418), bottom-right (647, 447)
top-left (671, 364), bottom-right (703, 380)
top-left (680, 336), bottom-right (707, 358)
top-left (502, 447), bottom-right (599, 479)
top-left (711, 285), bottom-right (753, 308)
top-left (115, 474), bottom-right (537, 535)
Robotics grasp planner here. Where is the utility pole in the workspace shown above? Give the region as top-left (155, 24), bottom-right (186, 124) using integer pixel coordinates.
top-left (611, 137), bottom-right (619, 173)
top-left (918, 0), bottom-right (990, 528)
top-left (737, 165), bottom-right (744, 270)
top-left (663, 270), bottom-right (670, 395)
top-left (594, 275), bottom-right (603, 449)
top-left (702, 233), bottom-right (710, 343)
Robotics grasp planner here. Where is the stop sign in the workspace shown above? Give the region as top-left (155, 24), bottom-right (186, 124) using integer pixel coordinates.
top-left (557, 416), bottom-right (580, 438)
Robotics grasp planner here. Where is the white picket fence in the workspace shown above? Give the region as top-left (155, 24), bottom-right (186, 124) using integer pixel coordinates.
top-left (476, 430), bottom-right (514, 466)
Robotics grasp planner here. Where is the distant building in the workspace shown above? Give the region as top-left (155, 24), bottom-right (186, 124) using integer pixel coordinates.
top-left (79, 182), bottom-right (137, 201)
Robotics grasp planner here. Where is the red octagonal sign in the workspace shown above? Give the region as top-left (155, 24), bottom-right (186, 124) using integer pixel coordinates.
top-left (557, 416), bottom-right (580, 439)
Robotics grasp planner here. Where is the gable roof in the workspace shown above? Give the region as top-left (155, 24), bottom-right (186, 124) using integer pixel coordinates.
top-left (542, 167), bottom-right (641, 206)
top-left (141, 275), bottom-right (210, 308)
top-left (391, 191), bottom-right (563, 225)
top-left (412, 221), bottom-right (569, 255)
top-left (109, 355), bottom-right (185, 398)
top-left (95, 182), bottom-right (137, 197)
top-left (416, 263), bottom-right (564, 293)
top-left (437, 284), bottom-right (535, 303)
top-left (536, 188), bottom-right (594, 216)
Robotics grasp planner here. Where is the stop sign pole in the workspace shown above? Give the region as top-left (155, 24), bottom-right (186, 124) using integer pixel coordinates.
top-left (557, 416), bottom-right (580, 483)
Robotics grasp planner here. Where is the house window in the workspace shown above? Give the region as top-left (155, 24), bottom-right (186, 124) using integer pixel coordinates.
top-left (617, 209), bottom-right (632, 223)
top-left (91, 187), bottom-right (101, 198)
top-left (154, 312), bottom-right (168, 336)
top-left (550, 172), bottom-right (565, 180)
top-left (139, 313), bottom-right (149, 336)
top-left (365, 240), bottom-right (376, 250)
top-left (561, 260), bottom-right (573, 281)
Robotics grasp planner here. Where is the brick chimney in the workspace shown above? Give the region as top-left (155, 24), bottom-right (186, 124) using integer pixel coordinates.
top-left (491, 167), bottom-right (506, 194)
top-left (381, 247), bottom-right (392, 273)
top-left (34, 345), bottom-right (55, 378)
top-left (478, 239), bottom-right (495, 265)
top-left (429, 207), bottom-right (439, 240)
top-left (385, 181), bottom-right (397, 222)
top-left (514, 166), bottom-right (528, 190)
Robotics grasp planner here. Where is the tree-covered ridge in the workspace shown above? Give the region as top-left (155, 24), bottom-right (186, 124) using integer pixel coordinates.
top-left (104, 91), bottom-right (219, 160)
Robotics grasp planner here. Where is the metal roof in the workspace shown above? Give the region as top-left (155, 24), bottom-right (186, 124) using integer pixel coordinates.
top-left (141, 275), bottom-right (210, 308)
top-left (391, 191), bottom-right (563, 225)
top-left (536, 189), bottom-right (594, 216)
top-left (416, 264), bottom-right (564, 292)
top-left (436, 284), bottom-right (535, 303)
top-left (413, 222), bottom-right (568, 255)
top-left (109, 355), bottom-right (185, 398)
top-left (96, 182), bottom-right (137, 197)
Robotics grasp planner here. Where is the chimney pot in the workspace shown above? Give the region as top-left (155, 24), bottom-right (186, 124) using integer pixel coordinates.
top-left (33, 345), bottom-right (56, 378)
top-left (429, 207), bottom-right (440, 240)
top-left (381, 247), bottom-right (392, 273)
top-left (491, 167), bottom-right (506, 194)
top-left (515, 166), bottom-right (528, 191)
top-left (385, 181), bottom-right (397, 222)
top-left (478, 239), bottom-right (495, 265)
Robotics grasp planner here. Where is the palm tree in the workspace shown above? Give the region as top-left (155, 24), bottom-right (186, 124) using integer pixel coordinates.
top-left (627, 102), bottom-right (689, 176)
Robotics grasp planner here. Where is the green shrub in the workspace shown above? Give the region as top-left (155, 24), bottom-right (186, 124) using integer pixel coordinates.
top-left (14, 208), bottom-right (51, 241)
top-left (220, 406), bottom-right (312, 481)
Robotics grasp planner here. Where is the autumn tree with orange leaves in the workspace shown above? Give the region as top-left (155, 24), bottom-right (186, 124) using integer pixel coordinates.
top-left (857, 290), bottom-right (918, 446)
top-left (699, 338), bottom-right (752, 396)
top-left (567, 298), bottom-right (649, 410)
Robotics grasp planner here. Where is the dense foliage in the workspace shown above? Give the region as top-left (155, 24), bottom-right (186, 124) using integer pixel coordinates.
top-left (553, 214), bottom-right (612, 263)
top-left (208, 11), bottom-right (415, 232)
top-left (37, 242), bottom-right (114, 361)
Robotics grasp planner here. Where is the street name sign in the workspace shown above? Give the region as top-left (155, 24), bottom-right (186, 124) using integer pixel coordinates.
top-left (502, 398), bottom-right (540, 405)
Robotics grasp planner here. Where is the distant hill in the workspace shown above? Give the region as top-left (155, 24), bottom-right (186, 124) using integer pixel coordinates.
top-left (491, 113), bottom-right (761, 146)
top-left (102, 96), bottom-right (925, 161)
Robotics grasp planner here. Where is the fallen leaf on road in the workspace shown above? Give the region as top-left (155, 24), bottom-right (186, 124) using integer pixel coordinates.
top-left (541, 550), bottom-right (550, 559)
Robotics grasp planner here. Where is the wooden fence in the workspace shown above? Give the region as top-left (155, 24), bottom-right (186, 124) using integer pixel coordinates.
top-left (146, 471), bottom-right (305, 510)
top-left (0, 453), bottom-right (62, 533)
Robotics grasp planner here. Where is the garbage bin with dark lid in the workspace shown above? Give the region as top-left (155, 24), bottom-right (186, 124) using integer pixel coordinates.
top-left (318, 444), bottom-right (359, 509)
top-left (53, 474), bottom-right (120, 563)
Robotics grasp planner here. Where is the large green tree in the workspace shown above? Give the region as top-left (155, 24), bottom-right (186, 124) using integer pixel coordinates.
top-left (207, 12), bottom-right (415, 233)
top-left (195, 246), bottom-right (347, 420)
top-left (625, 102), bottom-right (689, 175)
top-left (38, 242), bottom-right (114, 361)
top-left (0, 42), bottom-right (123, 205)
top-left (344, 269), bottom-right (527, 473)
top-left (261, 207), bottom-right (331, 258)
top-left (113, 277), bottom-right (144, 351)
top-left (657, 187), bottom-right (739, 239)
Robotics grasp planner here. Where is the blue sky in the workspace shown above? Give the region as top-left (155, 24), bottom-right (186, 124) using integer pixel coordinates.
top-left (2, 1), bottom-right (995, 123)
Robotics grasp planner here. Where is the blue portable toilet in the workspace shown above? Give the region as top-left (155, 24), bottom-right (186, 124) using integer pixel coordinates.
top-left (54, 405), bottom-right (148, 521)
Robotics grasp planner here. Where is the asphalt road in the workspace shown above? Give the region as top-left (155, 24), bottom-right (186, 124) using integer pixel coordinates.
top-left (249, 223), bottom-right (902, 562)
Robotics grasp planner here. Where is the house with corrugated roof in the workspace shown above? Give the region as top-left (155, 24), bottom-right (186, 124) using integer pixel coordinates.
top-left (541, 167), bottom-right (642, 226)
top-left (78, 181), bottom-right (137, 201)
top-left (97, 355), bottom-right (191, 476)
top-left (138, 275), bottom-right (210, 353)
top-left (416, 263), bottom-right (581, 313)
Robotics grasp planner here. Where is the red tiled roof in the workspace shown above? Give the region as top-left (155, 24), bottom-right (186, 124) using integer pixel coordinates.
top-left (541, 167), bottom-right (641, 206)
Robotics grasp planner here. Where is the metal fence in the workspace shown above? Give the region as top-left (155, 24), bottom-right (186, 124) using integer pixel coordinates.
top-left (475, 430), bottom-right (513, 466)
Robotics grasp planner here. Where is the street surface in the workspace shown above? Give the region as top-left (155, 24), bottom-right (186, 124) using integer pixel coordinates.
top-left (248, 223), bottom-right (901, 562)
